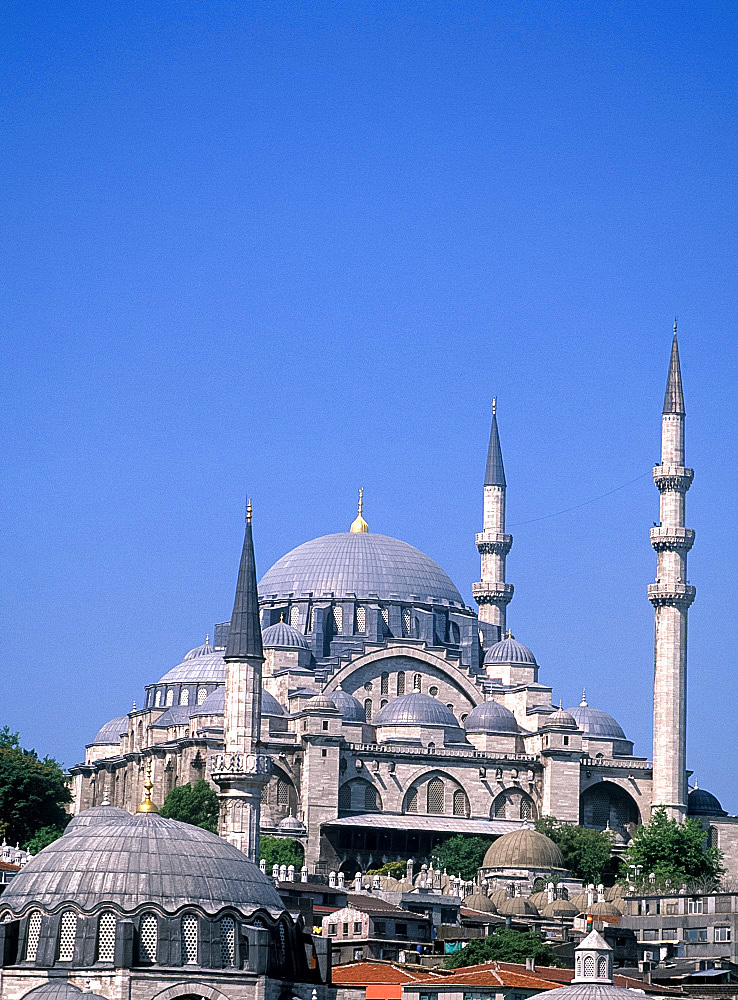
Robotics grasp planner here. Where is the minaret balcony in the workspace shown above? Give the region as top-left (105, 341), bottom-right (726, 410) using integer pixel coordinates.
top-left (472, 581), bottom-right (514, 606)
top-left (475, 531), bottom-right (513, 556)
top-left (647, 582), bottom-right (696, 608)
top-left (652, 464), bottom-right (694, 492)
top-left (649, 526), bottom-right (695, 552)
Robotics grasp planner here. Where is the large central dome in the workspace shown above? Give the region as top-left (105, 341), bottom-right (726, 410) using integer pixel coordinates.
top-left (259, 532), bottom-right (465, 608)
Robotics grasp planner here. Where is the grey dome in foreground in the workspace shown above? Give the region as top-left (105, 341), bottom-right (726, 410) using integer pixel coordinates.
top-left (22, 985), bottom-right (106, 1000)
top-left (483, 827), bottom-right (565, 870)
top-left (258, 531), bottom-right (465, 608)
top-left (566, 696), bottom-right (626, 741)
top-left (90, 715), bottom-right (128, 745)
top-left (484, 635), bottom-right (537, 665)
top-left (0, 814), bottom-right (283, 917)
top-left (374, 693), bottom-right (459, 728)
top-left (688, 786), bottom-right (727, 816)
top-left (262, 620), bottom-right (310, 649)
top-left (464, 699), bottom-right (519, 734)
top-left (157, 649), bottom-right (226, 685)
top-left (66, 803), bottom-right (134, 833)
top-left (327, 685), bottom-right (366, 722)
top-left (544, 706), bottom-right (578, 730)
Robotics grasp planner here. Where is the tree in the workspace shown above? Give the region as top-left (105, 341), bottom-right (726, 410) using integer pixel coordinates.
top-left (0, 728), bottom-right (71, 846)
top-left (366, 861), bottom-right (406, 878)
top-left (431, 835), bottom-right (492, 880)
top-left (444, 927), bottom-right (562, 969)
top-left (25, 821), bottom-right (71, 855)
top-left (259, 835), bottom-right (304, 871)
top-left (534, 817), bottom-right (613, 883)
top-left (619, 806), bottom-right (724, 891)
top-left (159, 779), bottom-right (219, 833)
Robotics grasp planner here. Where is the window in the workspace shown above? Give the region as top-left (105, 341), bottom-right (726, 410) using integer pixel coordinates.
top-left (328, 924), bottom-right (337, 935)
top-left (364, 784), bottom-right (378, 811)
top-left (179, 687), bottom-right (189, 706)
top-left (597, 957), bottom-right (608, 978)
top-left (453, 789), bottom-right (468, 817)
top-left (374, 921), bottom-right (386, 936)
top-left (277, 779), bottom-right (289, 805)
top-left (709, 826), bottom-right (719, 849)
top-left (364, 699), bottom-right (372, 722)
top-left (380, 608), bottom-right (390, 635)
top-left (155, 689), bottom-right (163, 707)
top-left (716, 896), bottom-right (733, 913)
top-left (563, 735), bottom-right (569, 746)
top-left (322, 721), bottom-right (329, 731)
top-left (397, 672), bottom-right (405, 695)
top-left (339, 784), bottom-right (352, 810)
top-left (353, 948), bottom-right (364, 960)
top-left (343, 923), bottom-right (349, 935)
top-left (427, 778), bottom-right (444, 814)
top-left (381, 699), bottom-right (388, 708)
top-left (25, 911), bottom-right (41, 962)
top-left (661, 927), bottom-right (678, 940)
top-left (354, 921), bottom-right (362, 933)
top-left (406, 787), bottom-right (418, 814)
top-left (58, 910), bottom-right (78, 962)
top-left (97, 911), bottom-right (116, 962)
top-left (332, 606), bottom-right (343, 633)
top-left (715, 926), bottom-right (732, 943)
top-left (413, 673), bottom-right (422, 692)
top-left (584, 956), bottom-right (594, 976)
top-left (396, 923), bottom-right (408, 938)
top-left (688, 898), bottom-right (704, 914)
top-left (402, 608), bottom-right (411, 637)
top-left (165, 689), bottom-right (174, 707)
top-left (355, 606), bottom-right (366, 633)
top-left (494, 795), bottom-right (507, 818)
top-left (684, 927), bottom-right (707, 942)
top-left (290, 605), bottom-right (300, 628)
top-left (642, 929), bottom-right (659, 941)
top-left (428, 742), bottom-right (436, 752)
top-left (307, 607), bottom-right (314, 633)
top-left (181, 914), bottom-right (198, 964)
top-left (381, 672), bottom-right (389, 696)
top-left (665, 902), bottom-right (679, 914)
top-left (220, 916), bottom-right (236, 966)
top-left (429, 686), bottom-right (438, 697)
top-left (576, 957), bottom-right (581, 978)
top-left (520, 797), bottom-right (534, 821)
top-left (197, 686), bottom-right (207, 705)
top-left (321, 748), bottom-right (327, 756)
top-left (139, 913), bottom-right (158, 963)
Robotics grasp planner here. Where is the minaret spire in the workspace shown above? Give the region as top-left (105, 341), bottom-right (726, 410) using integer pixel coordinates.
top-left (472, 399), bottom-right (513, 636)
top-left (649, 326), bottom-right (695, 820)
top-left (224, 498), bottom-right (263, 660)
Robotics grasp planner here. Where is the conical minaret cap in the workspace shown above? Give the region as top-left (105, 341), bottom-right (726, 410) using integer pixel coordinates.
top-left (663, 323), bottom-right (686, 415)
top-left (225, 499), bottom-right (264, 660)
top-left (485, 398), bottom-right (506, 487)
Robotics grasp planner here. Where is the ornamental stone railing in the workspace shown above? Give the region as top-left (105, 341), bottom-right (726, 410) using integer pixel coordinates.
top-left (652, 464), bottom-right (694, 492)
top-left (209, 752), bottom-right (272, 778)
top-left (647, 582), bottom-right (696, 608)
top-left (649, 526), bottom-right (695, 551)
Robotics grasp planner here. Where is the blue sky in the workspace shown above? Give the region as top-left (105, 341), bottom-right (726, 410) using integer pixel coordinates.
top-left (2, 3), bottom-right (736, 808)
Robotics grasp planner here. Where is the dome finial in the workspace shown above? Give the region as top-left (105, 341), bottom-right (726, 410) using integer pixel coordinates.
top-left (101, 784), bottom-right (110, 807)
top-left (580, 687), bottom-right (587, 706)
top-left (350, 487), bottom-right (369, 533)
top-left (137, 758), bottom-right (158, 813)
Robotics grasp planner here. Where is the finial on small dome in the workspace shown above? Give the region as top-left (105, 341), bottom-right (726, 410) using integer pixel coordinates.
top-left (506, 628), bottom-right (514, 640)
top-left (246, 497), bottom-right (253, 524)
top-left (101, 785), bottom-right (110, 807)
top-left (132, 700), bottom-right (137, 712)
top-left (280, 611), bottom-right (285, 622)
top-left (206, 633), bottom-right (210, 645)
top-left (580, 688), bottom-right (587, 706)
top-left (137, 758), bottom-right (158, 813)
top-left (350, 487), bottom-right (369, 533)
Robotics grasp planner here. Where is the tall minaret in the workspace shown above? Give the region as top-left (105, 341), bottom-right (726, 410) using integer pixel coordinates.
top-left (472, 399), bottom-right (513, 636)
top-left (648, 325), bottom-right (695, 821)
top-left (211, 500), bottom-right (271, 859)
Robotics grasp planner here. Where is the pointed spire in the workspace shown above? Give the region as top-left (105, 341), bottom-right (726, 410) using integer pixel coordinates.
top-left (580, 688), bottom-right (587, 706)
top-left (225, 498), bottom-right (264, 660)
top-left (484, 398), bottom-right (506, 487)
top-left (663, 322), bottom-right (686, 415)
top-left (350, 487), bottom-right (369, 533)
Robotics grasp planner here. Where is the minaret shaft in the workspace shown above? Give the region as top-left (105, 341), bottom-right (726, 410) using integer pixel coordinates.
top-left (649, 331), bottom-right (694, 821)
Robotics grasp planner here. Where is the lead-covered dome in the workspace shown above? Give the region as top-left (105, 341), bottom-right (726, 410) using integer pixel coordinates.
top-left (464, 699), bottom-right (519, 734)
top-left (262, 621), bottom-right (310, 649)
top-left (373, 693), bottom-right (459, 728)
top-left (566, 695), bottom-right (625, 741)
top-left (66, 803), bottom-right (134, 833)
top-left (483, 828), bottom-right (564, 870)
top-left (0, 814), bottom-right (283, 918)
top-left (157, 648), bottom-right (226, 685)
top-left (90, 715), bottom-right (128, 746)
top-left (688, 786), bottom-right (727, 816)
top-left (484, 635), bottom-right (537, 665)
top-left (327, 685), bottom-right (366, 722)
top-left (259, 532), bottom-right (465, 608)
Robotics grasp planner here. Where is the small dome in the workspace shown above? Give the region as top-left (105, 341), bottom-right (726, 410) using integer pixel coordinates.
top-left (262, 621), bottom-right (310, 650)
top-left (90, 715), bottom-right (128, 746)
top-left (566, 694), bottom-right (626, 741)
top-left (463, 891), bottom-right (497, 913)
top-left (183, 638), bottom-right (214, 660)
top-left (261, 688), bottom-right (286, 716)
top-left (483, 828), bottom-right (565, 870)
top-left (327, 685), bottom-right (366, 722)
top-left (585, 900), bottom-right (623, 918)
top-left (277, 814), bottom-right (306, 834)
top-left (158, 647), bottom-right (226, 685)
top-left (688, 786), bottom-right (727, 816)
top-left (464, 699), bottom-right (519, 734)
top-left (489, 888), bottom-right (511, 907)
top-left (529, 890), bottom-right (550, 909)
top-left (570, 891), bottom-right (591, 911)
top-left (21, 985), bottom-right (106, 1000)
top-left (484, 634), bottom-right (537, 665)
top-left (373, 693), bottom-right (459, 728)
top-left (305, 693), bottom-right (338, 713)
top-left (541, 898), bottom-right (579, 918)
top-left (66, 804), bottom-right (133, 833)
top-left (543, 707), bottom-right (578, 730)
top-left (497, 895), bottom-right (539, 917)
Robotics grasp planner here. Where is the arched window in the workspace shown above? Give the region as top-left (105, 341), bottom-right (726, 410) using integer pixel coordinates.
top-left (307, 606), bottom-right (314, 633)
top-left (453, 789), bottom-right (468, 817)
top-left (25, 911), bottom-right (41, 962)
top-left (584, 956), bottom-right (595, 977)
top-left (429, 686), bottom-right (438, 697)
top-left (494, 795), bottom-right (507, 818)
top-left (181, 914), bottom-right (198, 964)
top-left (97, 911), bottom-right (116, 962)
top-left (520, 797), bottom-right (533, 821)
top-left (155, 689), bottom-right (163, 707)
top-left (332, 606), bottom-right (343, 633)
top-left (380, 672), bottom-right (389, 696)
top-left (428, 742), bottom-right (436, 751)
top-left (412, 616), bottom-right (420, 638)
top-left (338, 784), bottom-right (352, 811)
top-left (196, 686), bottom-right (208, 705)
top-left (402, 608), bottom-right (411, 637)
top-left (380, 608), bottom-right (390, 636)
top-left (279, 922), bottom-right (287, 963)
top-left (355, 606), bottom-right (366, 633)
top-left (413, 673), bottom-right (422, 692)
top-left (397, 672), bottom-right (405, 695)
top-left (165, 689), bottom-right (174, 707)
top-left (139, 913), bottom-right (158, 964)
top-left (448, 622), bottom-right (460, 644)
top-left (427, 778), bottom-right (444, 814)
top-left (220, 916), bottom-right (236, 967)
top-left (179, 687), bottom-right (190, 706)
top-left (364, 699), bottom-right (372, 722)
top-left (598, 957), bottom-right (608, 978)
top-left (709, 826), bottom-right (719, 849)
top-left (289, 605), bottom-right (300, 629)
top-left (406, 787), bottom-right (418, 814)
top-left (364, 784), bottom-right (378, 811)
top-left (58, 910), bottom-right (78, 962)
top-left (532, 877), bottom-right (546, 893)
top-left (276, 779), bottom-right (289, 806)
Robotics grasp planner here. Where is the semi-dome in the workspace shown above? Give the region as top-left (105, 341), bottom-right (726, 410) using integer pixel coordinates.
top-left (566, 694), bottom-right (626, 741)
top-left (484, 634), bottom-right (537, 665)
top-left (327, 685), bottom-right (366, 722)
top-left (258, 532), bottom-right (465, 608)
top-left (0, 814), bottom-right (283, 918)
top-left (688, 786), bottom-right (727, 816)
top-left (262, 620), bottom-right (310, 649)
top-left (90, 715), bottom-right (128, 746)
top-left (373, 693), bottom-right (459, 728)
top-left (464, 699), bottom-right (519, 734)
top-left (483, 828), bottom-right (565, 870)
top-left (462, 891), bottom-right (497, 913)
top-left (157, 648), bottom-right (226, 685)
top-left (66, 803), bottom-right (134, 833)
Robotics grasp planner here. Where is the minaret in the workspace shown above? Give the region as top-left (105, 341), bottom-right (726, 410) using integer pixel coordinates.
top-left (648, 325), bottom-right (695, 820)
top-left (472, 399), bottom-right (513, 635)
top-left (211, 499), bottom-right (271, 859)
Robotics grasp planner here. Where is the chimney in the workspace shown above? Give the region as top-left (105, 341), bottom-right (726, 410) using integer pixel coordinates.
top-left (526, 957), bottom-right (536, 973)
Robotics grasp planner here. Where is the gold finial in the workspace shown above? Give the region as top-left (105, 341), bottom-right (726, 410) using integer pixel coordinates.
top-left (137, 758), bottom-right (158, 813)
top-left (246, 497), bottom-right (253, 524)
top-left (350, 487), bottom-right (369, 533)
top-left (492, 397), bottom-right (497, 416)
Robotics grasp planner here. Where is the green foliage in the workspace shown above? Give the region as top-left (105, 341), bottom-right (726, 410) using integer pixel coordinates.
top-left (25, 820), bottom-right (70, 855)
top-left (619, 806), bottom-right (724, 892)
top-left (0, 729), bottom-right (71, 845)
top-left (431, 835), bottom-right (492, 880)
top-left (159, 779), bottom-right (219, 833)
top-left (366, 861), bottom-right (406, 878)
top-left (259, 835), bottom-right (305, 871)
top-left (444, 927), bottom-right (562, 968)
top-left (534, 817), bottom-right (613, 883)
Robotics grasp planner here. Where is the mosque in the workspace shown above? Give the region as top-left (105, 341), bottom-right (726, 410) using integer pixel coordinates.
top-left (68, 331), bottom-right (738, 876)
